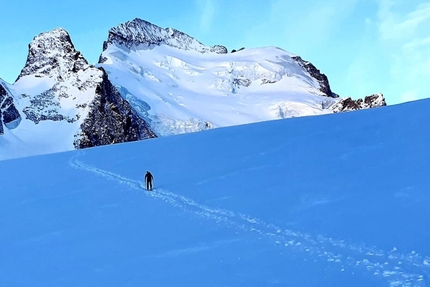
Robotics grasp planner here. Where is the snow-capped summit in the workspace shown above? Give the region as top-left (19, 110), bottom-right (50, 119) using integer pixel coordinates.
top-left (17, 28), bottom-right (88, 81)
top-left (0, 28), bottom-right (155, 160)
top-left (99, 19), bottom-right (345, 136)
top-left (100, 18), bottom-right (227, 63)
top-left (0, 20), bottom-right (387, 160)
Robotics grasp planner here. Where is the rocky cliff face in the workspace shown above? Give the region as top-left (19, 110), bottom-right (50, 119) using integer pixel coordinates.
top-left (74, 69), bottom-right (156, 148)
top-left (292, 56), bottom-right (338, 98)
top-left (331, 93), bottom-right (387, 113)
top-left (13, 28), bottom-right (156, 147)
top-left (17, 28), bottom-right (88, 81)
top-left (0, 81), bottom-right (21, 134)
top-left (99, 18), bottom-right (227, 63)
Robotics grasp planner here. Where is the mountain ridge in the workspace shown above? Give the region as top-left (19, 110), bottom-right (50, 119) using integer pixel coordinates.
top-left (0, 19), bottom-right (386, 160)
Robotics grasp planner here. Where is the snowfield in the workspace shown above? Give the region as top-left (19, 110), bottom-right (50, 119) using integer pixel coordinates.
top-left (1, 97), bottom-right (429, 286)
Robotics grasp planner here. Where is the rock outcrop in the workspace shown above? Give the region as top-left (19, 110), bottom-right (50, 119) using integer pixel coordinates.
top-left (291, 56), bottom-right (338, 98)
top-left (0, 81), bottom-right (21, 134)
top-left (331, 93), bottom-right (387, 113)
top-left (74, 69), bottom-right (156, 149)
top-left (100, 18), bottom-right (227, 64)
top-left (17, 28), bottom-right (88, 81)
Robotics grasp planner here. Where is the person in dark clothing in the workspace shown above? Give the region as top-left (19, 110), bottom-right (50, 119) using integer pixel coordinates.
top-left (145, 171), bottom-right (154, 191)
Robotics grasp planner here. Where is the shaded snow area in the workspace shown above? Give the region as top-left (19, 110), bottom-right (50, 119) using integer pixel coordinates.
top-left (0, 73), bottom-right (99, 159)
top-left (1, 98), bottom-right (429, 287)
top-left (99, 45), bottom-right (336, 137)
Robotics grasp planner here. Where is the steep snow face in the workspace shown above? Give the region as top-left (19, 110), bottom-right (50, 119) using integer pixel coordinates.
top-left (101, 18), bottom-right (227, 57)
top-left (100, 20), bottom-right (339, 136)
top-left (0, 28), bottom-right (155, 160)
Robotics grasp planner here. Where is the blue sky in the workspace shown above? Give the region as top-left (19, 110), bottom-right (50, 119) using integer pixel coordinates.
top-left (1, 0), bottom-right (429, 104)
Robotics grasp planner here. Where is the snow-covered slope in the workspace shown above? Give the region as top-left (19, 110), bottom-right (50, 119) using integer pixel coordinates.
top-left (0, 28), bottom-right (155, 160)
top-left (0, 98), bottom-right (429, 287)
top-left (99, 19), bottom-right (341, 136)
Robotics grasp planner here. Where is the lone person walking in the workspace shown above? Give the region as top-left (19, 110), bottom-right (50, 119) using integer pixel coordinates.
top-left (145, 171), bottom-right (154, 191)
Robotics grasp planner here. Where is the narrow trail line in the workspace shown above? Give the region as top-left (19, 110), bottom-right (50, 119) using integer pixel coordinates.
top-left (70, 156), bottom-right (430, 287)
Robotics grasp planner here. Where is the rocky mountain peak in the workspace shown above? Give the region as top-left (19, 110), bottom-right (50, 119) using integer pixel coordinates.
top-left (102, 18), bottom-right (227, 57)
top-left (17, 28), bottom-right (88, 81)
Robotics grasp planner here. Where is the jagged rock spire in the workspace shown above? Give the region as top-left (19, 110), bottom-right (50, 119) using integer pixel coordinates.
top-left (17, 28), bottom-right (88, 81)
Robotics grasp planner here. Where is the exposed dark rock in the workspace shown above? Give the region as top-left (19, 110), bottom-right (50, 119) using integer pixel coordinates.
top-left (0, 82), bottom-right (21, 133)
top-left (211, 45), bottom-right (228, 54)
top-left (15, 27), bottom-right (157, 149)
top-left (232, 78), bottom-right (252, 88)
top-left (73, 68), bottom-right (156, 149)
top-left (17, 28), bottom-right (88, 81)
top-left (231, 47), bottom-right (245, 53)
top-left (103, 18), bottom-right (227, 55)
top-left (261, 79), bottom-right (277, 85)
top-left (332, 93), bottom-right (387, 113)
top-left (22, 89), bottom-right (76, 124)
top-left (291, 56), bottom-right (338, 98)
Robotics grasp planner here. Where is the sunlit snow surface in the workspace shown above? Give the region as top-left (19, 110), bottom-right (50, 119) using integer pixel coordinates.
top-left (100, 45), bottom-right (335, 136)
top-left (1, 99), bottom-right (429, 286)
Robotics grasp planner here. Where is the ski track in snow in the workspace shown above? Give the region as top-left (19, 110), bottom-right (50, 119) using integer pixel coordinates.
top-left (70, 155), bottom-right (430, 287)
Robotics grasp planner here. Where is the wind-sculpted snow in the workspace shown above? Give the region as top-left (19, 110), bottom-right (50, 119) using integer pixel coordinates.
top-left (70, 155), bottom-right (430, 287)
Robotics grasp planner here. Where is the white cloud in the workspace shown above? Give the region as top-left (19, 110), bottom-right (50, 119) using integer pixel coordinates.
top-left (400, 90), bottom-right (419, 103)
top-left (377, 1), bottom-right (430, 103)
top-left (198, 0), bottom-right (215, 34)
top-left (379, 1), bottom-right (430, 41)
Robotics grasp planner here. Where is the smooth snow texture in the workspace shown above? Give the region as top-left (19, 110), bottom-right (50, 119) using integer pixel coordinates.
top-left (100, 44), bottom-right (336, 136)
top-left (1, 99), bottom-right (429, 287)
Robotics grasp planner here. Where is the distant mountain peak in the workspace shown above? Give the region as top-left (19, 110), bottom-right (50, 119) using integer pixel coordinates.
top-left (101, 18), bottom-right (227, 58)
top-left (17, 28), bottom-right (88, 81)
